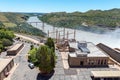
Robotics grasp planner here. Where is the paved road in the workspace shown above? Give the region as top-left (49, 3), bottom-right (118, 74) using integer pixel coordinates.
top-left (15, 34), bottom-right (44, 45)
top-left (11, 42), bottom-right (39, 80)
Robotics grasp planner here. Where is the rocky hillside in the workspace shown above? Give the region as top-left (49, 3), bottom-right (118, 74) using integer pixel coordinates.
top-left (0, 12), bottom-right (46, 37)
top-left (40, 8), bottom-right (120, 29)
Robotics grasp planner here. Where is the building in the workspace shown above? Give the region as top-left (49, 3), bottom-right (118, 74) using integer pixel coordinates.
top-left (68, 41), bottom-right (109, 67)
top-left (91, 71), bottom-right (120, 80)
top-left (0, 58), bottom-right (14, 80)
top-left (56, 40), bottom-right (69, 52)
top-left (97, 43), bottom-right (120, 64)
top-left (7, 43), bottom-right (24, 55)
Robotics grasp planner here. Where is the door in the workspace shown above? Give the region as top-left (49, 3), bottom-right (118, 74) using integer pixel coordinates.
top-left (80, 61), bottom-right (84, 66)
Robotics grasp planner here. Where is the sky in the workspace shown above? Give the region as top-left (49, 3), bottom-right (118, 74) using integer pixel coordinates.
top-left (0, 0), bottom-right (120, 13)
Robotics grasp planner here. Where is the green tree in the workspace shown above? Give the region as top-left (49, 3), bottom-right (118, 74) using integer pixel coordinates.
top-left (28, 48), bottom-right (37, 64)
top-left (0, 29), bottom-right (14, 41)
top-left (45, 37), bottom-right (55, 52)
top-left (36, 45), bottom-right (56, 74)
top-left (2, 38), bottom-right (13, 47)
top-left (0, 28), bottom-right (14, 52)
top-left (0, 44), bottom-right (3, 52)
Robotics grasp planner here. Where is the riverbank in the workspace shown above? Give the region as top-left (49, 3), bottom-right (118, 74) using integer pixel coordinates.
top-left (52, 25), bottom-right (115, 34)
top-left (27, 16), bottom-right (120, 48)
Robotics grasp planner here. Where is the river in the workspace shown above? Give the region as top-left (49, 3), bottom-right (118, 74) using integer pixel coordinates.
top-left (27, 16), bottom-right (120, 48)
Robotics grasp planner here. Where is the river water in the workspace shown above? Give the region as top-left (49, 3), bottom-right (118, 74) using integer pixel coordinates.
top-left (27, 16), bottom-right (120, 48)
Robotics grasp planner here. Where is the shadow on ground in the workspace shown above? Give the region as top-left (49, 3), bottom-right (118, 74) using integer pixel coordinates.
top-left (36, 70), bottom-right (54, 80)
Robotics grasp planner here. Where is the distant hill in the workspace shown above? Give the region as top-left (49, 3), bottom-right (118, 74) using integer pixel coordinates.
top-left (0, 12), bottom-right (46, 37)
top-left (0, 12), bottom-right (24, 27)
top-left (15, 12), bottom-right (46, 17)
top-left (40, 8), bottom-right (120, 29)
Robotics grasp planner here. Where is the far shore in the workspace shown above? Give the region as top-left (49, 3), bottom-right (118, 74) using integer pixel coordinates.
top-left (27, 16), bottom-right (120, 48)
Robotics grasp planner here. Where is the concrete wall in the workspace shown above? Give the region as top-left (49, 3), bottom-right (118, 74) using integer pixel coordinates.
top-left (7, 43), bottom-right (24, 55)
top-left (68, 56), bottom-right (87, 66)
top-left (68, 55), bottom-right (108, 67)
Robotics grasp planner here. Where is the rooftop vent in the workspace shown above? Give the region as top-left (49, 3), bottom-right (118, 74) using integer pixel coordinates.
top-left (77, 42), bottom-right (90, 53)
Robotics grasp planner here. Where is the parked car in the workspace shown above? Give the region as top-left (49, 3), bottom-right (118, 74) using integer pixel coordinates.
top-left (28, 62), bottom-right (34, 69)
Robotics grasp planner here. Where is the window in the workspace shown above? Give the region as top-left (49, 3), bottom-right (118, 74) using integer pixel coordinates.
top-left (91, 61), bottom-right (94, 65)
top-left (104, 60), bottom-right (107, 64)
top-left (98, 60), bottom-right (100, 65)
top-left (101, 60), bottom-right (103, 65)
top-left (80, 61), bottom-right (84, 66)
top-left (89, 60), bottom-right (91, 65)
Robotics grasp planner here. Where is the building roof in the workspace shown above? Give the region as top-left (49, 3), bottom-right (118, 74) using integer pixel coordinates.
top-left (8, 43), bottom-right (23, 51)
top-left (69, 42), bottom-right (108, 57)
top-left (69, 52), bottom-right (77, 57)
top-left (91, 71), bottom-right (120, 78)
top-left (0, 58), bottom-right (13, 73)
top-left (97, 43), bottom-right (120, 64)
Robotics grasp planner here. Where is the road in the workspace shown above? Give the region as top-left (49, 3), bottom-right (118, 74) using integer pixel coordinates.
top-left (15, 34), bottom-right (44, 45)
top-left (10, 41), bottom-right (40, 80)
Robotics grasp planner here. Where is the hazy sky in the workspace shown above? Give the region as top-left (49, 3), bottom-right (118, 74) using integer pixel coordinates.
top-left (0, 0), bottom-right (120, 13)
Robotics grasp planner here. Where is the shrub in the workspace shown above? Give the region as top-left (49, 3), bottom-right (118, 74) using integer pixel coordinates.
top-left (2, 38), bottom-right (13, 47)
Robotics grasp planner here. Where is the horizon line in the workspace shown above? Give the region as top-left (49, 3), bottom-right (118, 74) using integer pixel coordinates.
top-left (0, 8), bottom-right (120, 13)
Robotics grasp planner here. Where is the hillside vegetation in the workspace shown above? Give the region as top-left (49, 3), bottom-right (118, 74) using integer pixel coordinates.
top-left (40, 8), bottom-right (120, 29)
top-left (0, 27), bottom-right (15, 53)
top-left (0, 12), bottom-right (46, 37)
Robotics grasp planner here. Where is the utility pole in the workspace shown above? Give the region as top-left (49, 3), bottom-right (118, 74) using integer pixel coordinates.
top-left (59, 31), bottom-right (60, 41)
top-left (74, 29), bottom-right (76, 40)
top-left (48, 30), bottom-right (49, 37)
top-left (63, 27), bottom-right (65, 40)
top-left (56, 30), bottom-right (58, 43)
top-left (67, 31), bottom-right (69, 40)
top-left (36, 22), bottom-right (37, 26)
top-left (47, 28), bottom-right (76, 42)
top-left (42, 22), bottom-right (44, 30)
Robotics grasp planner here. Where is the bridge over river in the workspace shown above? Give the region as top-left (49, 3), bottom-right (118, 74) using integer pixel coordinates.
top-left (27, 16), bottom-right (120, 48)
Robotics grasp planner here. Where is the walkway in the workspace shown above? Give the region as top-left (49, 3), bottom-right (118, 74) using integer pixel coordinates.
top-left (61, 52), bottom-right (69, 69)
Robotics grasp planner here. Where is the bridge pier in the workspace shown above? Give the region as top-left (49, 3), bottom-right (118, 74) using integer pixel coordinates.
top-left (36, 22), bottom-right (37, 26)
top-left (42, 22), bottom-right (44, 30)
top-left (28, 22), bottom-right (44, 30)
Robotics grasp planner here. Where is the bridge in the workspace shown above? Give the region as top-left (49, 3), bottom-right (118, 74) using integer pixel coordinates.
top-left (27, 21), bottom-right (44, 25)
top-left (27, 21), bottom-right (45, 30)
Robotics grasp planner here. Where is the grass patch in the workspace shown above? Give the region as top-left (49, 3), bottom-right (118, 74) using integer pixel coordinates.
top-left (3, 23), bottom-right (17, 27)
